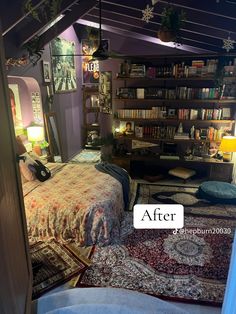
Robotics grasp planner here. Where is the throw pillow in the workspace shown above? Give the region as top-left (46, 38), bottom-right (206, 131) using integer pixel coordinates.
top-left (19, 152), bottom-right (36, 181)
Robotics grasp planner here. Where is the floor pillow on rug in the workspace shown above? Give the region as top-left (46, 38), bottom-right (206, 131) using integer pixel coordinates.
top-left (77, 213), bottom-right (236, 306)
top-left (134, 183), bottom-right (236, 219)
top-left (198, 181), bottom-right (236, 204)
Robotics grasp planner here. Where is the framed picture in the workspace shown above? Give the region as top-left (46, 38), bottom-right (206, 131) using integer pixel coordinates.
top-left (82, 39), bottom-right (109, 85)
top-left (99, 71), bottom-right (112, 114)
top-left (120, 121), bottom-right (134, 135)
top-left (42, 61), bottom-right (51, 83)
top-left (50, 37), bottom-right (77, 93)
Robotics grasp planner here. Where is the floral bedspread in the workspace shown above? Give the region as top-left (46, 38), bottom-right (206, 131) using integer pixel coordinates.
top-left (23, 163), bottom-right (124, 246)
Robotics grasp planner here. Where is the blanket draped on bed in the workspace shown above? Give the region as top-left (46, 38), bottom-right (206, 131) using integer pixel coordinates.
top-left (95, 163), bottom-right (130, 209)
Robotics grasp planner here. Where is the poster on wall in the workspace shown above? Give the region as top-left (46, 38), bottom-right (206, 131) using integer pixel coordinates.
top-left (99, 71), bottom-right (112, 114)
top-left (82, 39), bottom-right (109, 85)
top-left (51, 37), bottom-right (77, 93)
top-left (8, 84), bottom-right (24, 135)
top-left (31, 92), bottom-right (44, 125)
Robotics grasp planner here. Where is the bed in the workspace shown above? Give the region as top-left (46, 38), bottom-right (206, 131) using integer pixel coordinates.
top-left (22, 162), bottom-right (124, 246)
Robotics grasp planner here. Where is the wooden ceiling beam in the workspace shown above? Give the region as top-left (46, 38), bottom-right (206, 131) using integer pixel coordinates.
top-left (35, 0), bottom-right (97, 49)
top-left (89, 8), bottom-right (236, 41)
top-left (103, 0), bottom-right (236, 20)
top-left (100, 1), bottom-right (236, 36)
top-left (78, 18), bottom-right (215, 54)
top-left (89, 7), bottom-right (236, 42)
top-left (11, 0), bottom-right (80, 47)
top-left (84, 13), bottom-right (223, 53)
top-left (1, 0), bottom-right (48, 36)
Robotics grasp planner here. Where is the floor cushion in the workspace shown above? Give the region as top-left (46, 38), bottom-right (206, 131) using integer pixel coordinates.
top-left (168, 167), bottom-right (196, 180)
top-left (198, 181), bottom-right (236, 204)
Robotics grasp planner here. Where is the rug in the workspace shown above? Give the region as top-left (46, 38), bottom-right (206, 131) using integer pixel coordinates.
top-left (30, 239), bottom-right (94, 299)
top-left (133, 183), bottom-right (236, 219)
top-left (77, 213), bottom-right (236, 305)
top-left (70, 149), bottom-right (101, 163)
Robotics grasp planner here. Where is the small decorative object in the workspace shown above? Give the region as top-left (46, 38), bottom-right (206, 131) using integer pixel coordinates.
top-left (42, 61), bottom-right (52, 83)
top-left (219, 136), bottom-right (236, 162)
top-left (222, 34), bottom-right (235, 52)
top-left (177, 122), bottom-right (183, 133)
top-left (158, 6), bottom-right (186, 43)
top-left (142, 4), bottom-right (154, 23)
top-left (190, 125), bottom-right (195, 139)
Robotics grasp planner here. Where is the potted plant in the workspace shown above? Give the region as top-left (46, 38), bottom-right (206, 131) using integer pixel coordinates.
top-left (158, 6), bottom-right (186, 43)
top-left (92, 133), bottom-right (115, 162)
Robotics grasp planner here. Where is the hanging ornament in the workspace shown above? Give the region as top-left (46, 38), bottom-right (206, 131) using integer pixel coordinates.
top-left (142, 4), bottom-right (154, 23)
top-left (222, 35), bottom-right (235, 52)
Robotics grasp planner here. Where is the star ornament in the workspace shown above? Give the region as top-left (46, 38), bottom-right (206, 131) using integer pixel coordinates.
top-left (222, 36), bottom-right (235, 52)
top-left (142, 4), bottom-right (154, 23)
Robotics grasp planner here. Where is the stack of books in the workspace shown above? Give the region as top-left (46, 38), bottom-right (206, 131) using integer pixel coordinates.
top-left (130, 64), bottom-right (146, 77)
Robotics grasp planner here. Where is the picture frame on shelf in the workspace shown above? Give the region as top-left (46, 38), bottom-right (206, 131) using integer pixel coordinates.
top-left (120, 121), bottom-right (134, 135)
top-left (42, 60), bottom-right (52, 84)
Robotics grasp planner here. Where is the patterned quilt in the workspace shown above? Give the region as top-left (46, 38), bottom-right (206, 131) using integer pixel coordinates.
top-left (23, 163), bottom-right (124, 246)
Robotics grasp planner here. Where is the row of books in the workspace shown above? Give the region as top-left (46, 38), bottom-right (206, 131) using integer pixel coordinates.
top-left (178, 108), bottom-right (229, 120)
top-left (117, 108), bottom-right (166, 119)
top-left (117, 108), bottom-right (230, 120)
top-left (119, 59), bottom-right (218, 79)
top-left (116, 87), bottom-right (220, 100)
top-left (134, 125), bottom-right (226, 141)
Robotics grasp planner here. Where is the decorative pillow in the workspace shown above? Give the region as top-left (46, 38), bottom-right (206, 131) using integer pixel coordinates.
top-left (19, 152), bottom-right (36, 181)
top-left (198, 181), bottom-right (236, 204)
top-left (168, 167), bottom-right (196, 180)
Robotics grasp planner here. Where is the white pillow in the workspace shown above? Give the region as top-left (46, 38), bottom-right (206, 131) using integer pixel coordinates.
top-left (19, 152), bottom-right (36, 181)
top-left (168, 167), bottom-right (196, 180)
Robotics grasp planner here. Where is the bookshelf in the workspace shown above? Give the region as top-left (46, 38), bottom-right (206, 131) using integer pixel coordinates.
top-left (112, 55), bottom-right (236, 180)
top-left (82, 86), bottom-right (101, 149)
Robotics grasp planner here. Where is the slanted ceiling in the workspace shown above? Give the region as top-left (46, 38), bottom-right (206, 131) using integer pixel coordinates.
top-left (1, 0), bottom-right (236, 56)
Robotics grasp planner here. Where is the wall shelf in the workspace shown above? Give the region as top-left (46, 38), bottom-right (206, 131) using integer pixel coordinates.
top-left (114, 98), bottom-right (236, 104)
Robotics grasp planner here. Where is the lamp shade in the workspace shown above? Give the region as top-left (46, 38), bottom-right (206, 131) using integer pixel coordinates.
top-left (27, 126), bottom-right (44, 142)
top-left (219, 136), bottom-right (236, 152)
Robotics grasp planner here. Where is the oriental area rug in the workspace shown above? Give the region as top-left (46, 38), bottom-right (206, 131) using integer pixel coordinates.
top-left (77, 213), bottom-right (236, 305)
top-left (133, 183), bottom-right (236, 219)
top-left (30, 239), bottom-right (93, 299)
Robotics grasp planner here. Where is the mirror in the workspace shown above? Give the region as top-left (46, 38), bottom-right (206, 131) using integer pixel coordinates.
top-left (44, 112), bottom-right (62, 162)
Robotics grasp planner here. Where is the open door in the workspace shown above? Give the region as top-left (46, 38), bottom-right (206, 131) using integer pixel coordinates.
top-left (0, 26), bottom-right (32, 313)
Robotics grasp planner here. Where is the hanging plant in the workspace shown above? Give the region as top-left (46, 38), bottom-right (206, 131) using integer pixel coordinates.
top-left (158, 6), bottom-right (186, 43)
top-left (85, 26), bottom-right (99, 42)
top-left (23, 36), bottom-right (44, 66)
top-left (23, 0), bottom-right (63, 22)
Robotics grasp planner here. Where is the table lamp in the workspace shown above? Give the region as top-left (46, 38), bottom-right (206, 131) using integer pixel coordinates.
top-left (27, 126), bottom-right (44, 156)
top-left (219, 136), bottom-right (236, 162)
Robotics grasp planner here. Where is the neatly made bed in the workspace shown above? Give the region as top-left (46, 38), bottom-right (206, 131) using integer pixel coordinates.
top-left (23, 162), bottom-right (124, 246)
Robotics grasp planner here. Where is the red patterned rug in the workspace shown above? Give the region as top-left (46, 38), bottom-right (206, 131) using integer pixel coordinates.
top-left (77, 213), bottom-right (235, 305)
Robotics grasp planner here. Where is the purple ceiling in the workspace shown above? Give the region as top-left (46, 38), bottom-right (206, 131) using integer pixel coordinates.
top-left (1, 0), bottom-right (236, 56)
